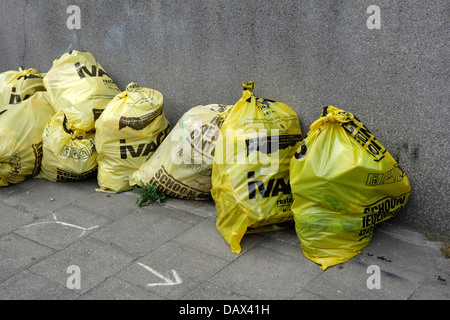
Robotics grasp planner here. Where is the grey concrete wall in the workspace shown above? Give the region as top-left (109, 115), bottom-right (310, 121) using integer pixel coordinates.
top-left (0, 0), bottom-right (448, 238)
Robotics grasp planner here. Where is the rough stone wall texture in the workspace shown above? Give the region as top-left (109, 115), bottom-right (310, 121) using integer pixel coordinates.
top-left (0, 0), bottom-right (448, 238)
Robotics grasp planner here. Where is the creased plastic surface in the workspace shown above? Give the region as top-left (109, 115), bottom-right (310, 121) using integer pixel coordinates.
top-left (290, 106), bottom-right (411, 270)
top-left (95, 82), bottom-right (169, 193)
top-left (130, 104), bottom-right (231, 200)
top-left (39, 112), bottom-right (97, 182)
top-left (0, 92), bottom-right (55, 186)
top-left (0, 67), bottom-right (46, 110)
top-left (212, 82), bottom-right (303, 254)
top-left (43, 50), bottom-right (120, 132)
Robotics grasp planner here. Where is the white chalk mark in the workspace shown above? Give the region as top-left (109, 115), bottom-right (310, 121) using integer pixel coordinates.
top-left (23, 214), bottom-right (99, 237)
top-left (137, 262), bottom-right (182, 287)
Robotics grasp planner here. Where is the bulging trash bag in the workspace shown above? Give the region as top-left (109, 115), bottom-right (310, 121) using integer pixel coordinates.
top-left (130, 104), bottom-right (231, 200)
top-left (39, 112), bottom-right (97, 182)
top-left (290, 106), bottom-right (411, 270)
top-left (43, 50), bottom-right (121, 132)
top-left (0, 92), bottom-right (55, 187)
top-left (0, 67), bottom-right (46, 110)
top-left (211, 82), bottom-right (303, 254)
top-left (95, 82), bottom-right (170, 193)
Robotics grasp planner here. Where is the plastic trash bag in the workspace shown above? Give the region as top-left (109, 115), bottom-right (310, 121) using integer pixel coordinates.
top-left (0, 67), bottom-right (46, 110)
top-left (43, 50), bottom-right (120, 132)
top-left (95, 82), bottom-right (170, 193)
top-left (0, 92), bottom-right (55, 186)
top-left (39, 112), bottom-right (97, 182)
top-left (211, 82), bottom-right (303, 254)
top-left (290, 106), bottom-right (411, 270)
top-left (130, 104), bottom-right (231, 200)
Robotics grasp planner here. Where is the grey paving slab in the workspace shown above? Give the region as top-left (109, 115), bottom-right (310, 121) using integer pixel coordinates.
top-left (182, 281), bottom-right (251, 300)
top-left (292, 289), bottom-right (328, 300)
top-left (262, 223), bottom-right (300, 247)
top-left (208, 238), bottom-right (323, 300)
top-left (116, 241), bottom-right (230, 300)
top-left (409, 275), bottom-right (450, 300)
top-left (0, 233), bottom-right (55, 282)
top-left (15, 204), bottom-right (112, 250)
top-left (4, 177), bottom-right (52, 192)
top-left (0, 203), bottom-right (37, 236)
top-left (437, 259), bottom-right (450, 280)
top-left (90, 208), bottom-right (197, 256)
top-left (306, 256), bottom-right (427, 300)
top-left (0, 270), bottom-right (78, 300)
top-left (159, 197), bottom-right (217, 218)
top-left (365, 223), bottom-right (445, 275)
top-left (77, 277), bottom-right (166, 300)
top-left (172, 217), bottom-right (265, 262)
top-left (75, 190), bottom-right (141, 220)
top-left (3, 178), bottom-right (98, 217)
top-left (409, 258), bottom-right (450, 300)
top-left (146, 201), bottom-right (207, 226)
top-left (0, 183), bottom-right (27, 202)
top-left (0, 177), bottom-right (448, 301)
top-left (29, 236), bottom-right (137, 295)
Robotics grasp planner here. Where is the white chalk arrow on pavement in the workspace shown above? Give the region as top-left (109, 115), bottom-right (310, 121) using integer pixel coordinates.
top-left (137, 262), bottom-right (182, 287)
top-left (23, 213), bottom-right (99, 237)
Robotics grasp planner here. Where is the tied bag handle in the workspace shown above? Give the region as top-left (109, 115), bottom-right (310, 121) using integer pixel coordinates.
top-left (311, 106), bottom-right (387, 161)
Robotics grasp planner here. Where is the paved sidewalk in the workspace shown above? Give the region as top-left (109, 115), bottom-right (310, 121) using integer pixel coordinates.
top-left (0, 177), bottom-right (448, 301)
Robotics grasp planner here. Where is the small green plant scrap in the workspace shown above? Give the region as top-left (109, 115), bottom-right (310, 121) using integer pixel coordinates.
top-left (135, 183), bottom-right (166, 207)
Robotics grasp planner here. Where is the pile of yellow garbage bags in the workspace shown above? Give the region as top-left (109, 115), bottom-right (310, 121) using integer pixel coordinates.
top-left (0, 52), bottom-right (411, 270)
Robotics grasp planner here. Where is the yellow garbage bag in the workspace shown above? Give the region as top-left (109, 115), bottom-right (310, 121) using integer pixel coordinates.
top-left (39, 112), bottom-right (97, 182)
top-left (290, 106), bottom-right (411, 270)
top-left (211, 82), bottom-right (303, 254)
top-left (95, 82), bottom-right (170, 193)
top-left (0, 67), bottom-right (46, 110)
top-left (43, 50), bottom-right (120, 132)
top-left (130, 104), bottom-right (231, 200)
top-left (0, 92), bottom-right (55, 186)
